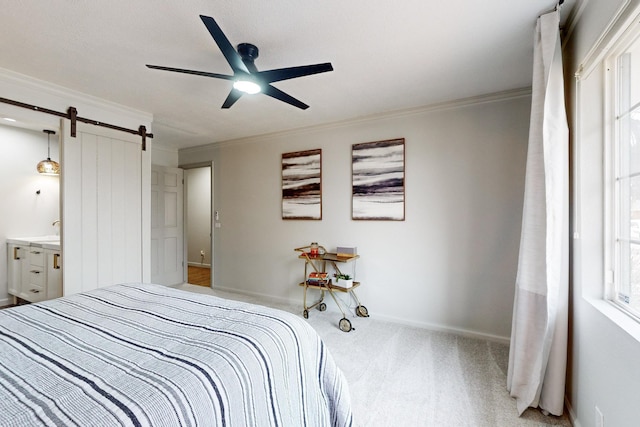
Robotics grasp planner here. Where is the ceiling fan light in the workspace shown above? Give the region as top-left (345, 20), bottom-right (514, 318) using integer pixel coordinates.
top-left (233, 80), bottom-right (261, 94)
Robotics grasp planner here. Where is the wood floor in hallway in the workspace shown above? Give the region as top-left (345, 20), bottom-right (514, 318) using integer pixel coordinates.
top-left (187, 266), bottom-right (210, 287)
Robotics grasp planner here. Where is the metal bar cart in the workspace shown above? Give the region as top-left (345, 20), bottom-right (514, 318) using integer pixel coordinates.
top-left (295, 245), bottom-right (369, 332)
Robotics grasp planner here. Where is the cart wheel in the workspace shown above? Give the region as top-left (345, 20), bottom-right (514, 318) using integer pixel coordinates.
top-left (303, 309), bottom-right (309, 319)
top-left (356, 305), bottom-right (369, 317)
top-left (318, 302), bottom-right (327, 311)
top-left (338, 317), bottom-right (352, 332)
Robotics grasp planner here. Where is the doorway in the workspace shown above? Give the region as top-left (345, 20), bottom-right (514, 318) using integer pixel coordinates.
top-left (184, 165), bottom-right (212, 287)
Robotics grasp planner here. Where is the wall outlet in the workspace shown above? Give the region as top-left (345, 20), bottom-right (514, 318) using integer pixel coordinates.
top-left (595, 406), bottom-right (604, 427)
top-left (200, 250), bottom-right (205, 257)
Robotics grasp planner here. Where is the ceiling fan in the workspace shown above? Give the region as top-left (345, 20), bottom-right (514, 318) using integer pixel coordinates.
top-left (146, 15), bottom-right (334, 110)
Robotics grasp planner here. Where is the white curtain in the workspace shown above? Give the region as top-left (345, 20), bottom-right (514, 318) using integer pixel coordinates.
top-left (507, 8), bottom-right (569, 417)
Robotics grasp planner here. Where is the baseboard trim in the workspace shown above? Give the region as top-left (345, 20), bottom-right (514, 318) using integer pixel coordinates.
top-left (187, 262), bottom-right (211, 268)
top-left (213, 285), bottom-right (294, 307)
top-left (212, 285), bottom-right (511, 345)
top-left (373, 312), bottom-right (511, 345)
top-left (565, 395), bottom-right (580, 427)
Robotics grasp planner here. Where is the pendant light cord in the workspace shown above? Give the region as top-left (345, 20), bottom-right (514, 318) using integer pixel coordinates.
top-left (44, 129), bottom-right (56, 160)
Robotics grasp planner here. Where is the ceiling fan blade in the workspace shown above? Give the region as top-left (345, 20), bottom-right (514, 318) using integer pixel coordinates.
top-left (263, 85), bottom-right (309, 110)
top-left (146, 64), bottom-right (234, 80)
top-left (257, 63), bottom-right (333, 84)
top-left (222, 88), bottom-right (244, 109)
top-left (243, 60), bottom-right (259, 74)
top-left (199, 15), bottom-right (250, 74)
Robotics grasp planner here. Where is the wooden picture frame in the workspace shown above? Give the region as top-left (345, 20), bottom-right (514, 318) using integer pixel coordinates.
top-left (352, 138), bottom-right (405, 220)
top-left (282, 149), bottom-right (322, 220)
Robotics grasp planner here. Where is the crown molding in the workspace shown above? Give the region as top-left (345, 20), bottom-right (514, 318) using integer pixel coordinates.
top-left (181, 87), bottom-right (532, 154)
top-left (0, 67), bottom-right (153, 126)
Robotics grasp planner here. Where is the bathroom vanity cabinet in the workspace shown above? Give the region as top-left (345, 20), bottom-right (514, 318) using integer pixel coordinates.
top-left (7, 244), bottom-right (28, 298)
top-left (7, 238), bottom-right (62, 304)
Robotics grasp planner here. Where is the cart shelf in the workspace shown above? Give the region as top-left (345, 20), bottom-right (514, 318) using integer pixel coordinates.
top-left (298, 281), bottom-right (361, 292)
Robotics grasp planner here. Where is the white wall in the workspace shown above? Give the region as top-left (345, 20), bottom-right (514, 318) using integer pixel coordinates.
top-left (180, 92), bottom-right (531, 341)
top-left (151, 143), bottom-right (179, 167)
top-left (566, 0), bottom-right (640, 426)
top-left (186, 167), bottom-right (211, 266)
top-left (0, 124), bottom-right (60, 305)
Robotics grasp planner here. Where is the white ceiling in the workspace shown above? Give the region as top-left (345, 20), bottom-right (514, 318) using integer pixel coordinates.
top-left (0, 0), bottom-right (574, 150)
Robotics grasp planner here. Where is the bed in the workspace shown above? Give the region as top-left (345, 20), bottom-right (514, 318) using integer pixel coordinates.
top-left (0, 283), bottom-right (353, 426)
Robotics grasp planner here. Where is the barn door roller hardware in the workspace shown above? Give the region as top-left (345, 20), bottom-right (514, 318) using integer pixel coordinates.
top-left (0, 97), bottom-right (152, 150)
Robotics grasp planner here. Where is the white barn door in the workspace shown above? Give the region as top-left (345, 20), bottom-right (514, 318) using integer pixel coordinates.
top-left (151, 165), bottom-right (184, 285)
top-left (61, 120), bottom-right (150, 295)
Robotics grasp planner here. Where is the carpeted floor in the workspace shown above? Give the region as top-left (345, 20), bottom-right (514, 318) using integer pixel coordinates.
top-left (176, 283), bottom-right (572, 427)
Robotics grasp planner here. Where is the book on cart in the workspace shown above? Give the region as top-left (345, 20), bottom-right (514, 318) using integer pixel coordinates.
top-left (307, 272), bottom-right (330, 286)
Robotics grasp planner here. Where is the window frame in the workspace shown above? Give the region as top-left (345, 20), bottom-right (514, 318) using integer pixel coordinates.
top-left (604, 18), bottom-right (640, 323)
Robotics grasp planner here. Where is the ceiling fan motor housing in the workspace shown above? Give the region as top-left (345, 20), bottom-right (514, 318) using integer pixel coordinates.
top-left (237, 43), bottom-right (259, 62)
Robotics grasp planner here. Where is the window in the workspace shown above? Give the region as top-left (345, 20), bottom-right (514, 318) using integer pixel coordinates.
top-left (608, 23), bottom-right (640, 321)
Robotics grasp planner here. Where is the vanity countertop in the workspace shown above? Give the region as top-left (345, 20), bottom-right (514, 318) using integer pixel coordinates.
top-left (7, 236), bottom-right (61, 250)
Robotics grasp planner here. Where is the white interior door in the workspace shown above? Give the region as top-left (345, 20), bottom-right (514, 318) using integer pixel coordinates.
top-left (61, 120), bottom-right (151, 295)
top-left (151, 165), bottom-right (184, 285)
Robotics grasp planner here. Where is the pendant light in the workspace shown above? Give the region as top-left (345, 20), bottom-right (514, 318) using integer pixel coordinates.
top-left (36, 129), bottom-right (60, 176)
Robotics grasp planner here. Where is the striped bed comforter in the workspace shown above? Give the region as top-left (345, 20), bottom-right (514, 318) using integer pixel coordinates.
top-left (0, 283), bottom-right (352, 426)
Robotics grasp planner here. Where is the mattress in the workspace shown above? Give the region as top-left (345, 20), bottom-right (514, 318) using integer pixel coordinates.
top-left (0, 283), bottom-right (352, 426)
